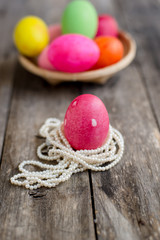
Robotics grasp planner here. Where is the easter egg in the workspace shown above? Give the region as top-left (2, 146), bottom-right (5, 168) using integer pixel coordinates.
top-left (96, 14), bottom-right (118, 37)
top-left (48, 24), bottom-right (61, 43)
top-left (93, 36), bottom-right (124, 69)
top-left (62, 0), bottom-right (98, 38)
top-left (64, 94), bottom-right (109, 150)
top-left (48, 34), bottom-right (100, 73)
top-left (37, 46), bottom-right (55, 71)
top-left (13, 16), bottom-right (49, 57)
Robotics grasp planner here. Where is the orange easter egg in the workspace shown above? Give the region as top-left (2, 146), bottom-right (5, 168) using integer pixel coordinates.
top-left (93, 36), bottom-right (124, 69)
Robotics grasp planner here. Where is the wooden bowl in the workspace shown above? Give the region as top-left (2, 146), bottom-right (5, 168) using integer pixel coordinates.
top-left (19, 31), bottom-right (136, 85)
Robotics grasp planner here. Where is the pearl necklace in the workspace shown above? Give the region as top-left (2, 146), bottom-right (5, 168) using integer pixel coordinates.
top-left (10, 118), bottom-right (124, 190)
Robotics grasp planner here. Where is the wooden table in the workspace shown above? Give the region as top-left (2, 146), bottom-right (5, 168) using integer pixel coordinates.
top-left (0, 0), bottom-right (160, 239)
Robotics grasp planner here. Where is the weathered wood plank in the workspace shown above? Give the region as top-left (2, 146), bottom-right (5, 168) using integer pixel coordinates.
top-left (0, 65), bottom-right (95, 240)
top-left (0, 59), bottom-right (15, 161)
top-left (1, 0), bottom-right (160, 239)
top-left (115, 0), bottom-right (160, 128)
top-left (83, 0), bottom-right (160, 239)
top-left (0, 0), bottom-right (17, 161)
top-left (0, 0), bottom-right (96, 239)
top-left (0, 0), bottom-right (72, 160)
top-left (84, 66), bottom-right (160, 239)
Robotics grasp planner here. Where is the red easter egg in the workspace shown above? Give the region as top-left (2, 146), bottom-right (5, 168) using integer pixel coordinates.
top-left (96, 14), bottom-right (118, 37)
top-left (64, 94), bottom-right (109, 150)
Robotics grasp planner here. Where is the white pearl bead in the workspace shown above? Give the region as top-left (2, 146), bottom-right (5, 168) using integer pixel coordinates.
top-left (10, 118), bottom-right (124, 190)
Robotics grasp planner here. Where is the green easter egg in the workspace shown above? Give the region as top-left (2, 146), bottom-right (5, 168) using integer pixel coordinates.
top-left (62, 0), bottom-right (98, 39)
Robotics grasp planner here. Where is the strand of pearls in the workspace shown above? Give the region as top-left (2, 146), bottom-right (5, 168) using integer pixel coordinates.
top-left (10, 118), bottom-right (124, 190)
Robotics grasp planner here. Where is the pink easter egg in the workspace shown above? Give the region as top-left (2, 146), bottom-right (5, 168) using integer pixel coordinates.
top-left (96, 14), bottom-right (118, 37)
top-left (48, 34), bottom-right (100, 73)
top-left (48, 24), bottom-right (62, 42)
top-left (64, 94), bottom-right (109, 150)
top-left (37, 46), bottom-right (55, 71)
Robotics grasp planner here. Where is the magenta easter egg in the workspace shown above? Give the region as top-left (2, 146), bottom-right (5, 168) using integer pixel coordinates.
top-left (37, 46), bottom-right (55, 71)
top-left (96, 14), bottom-right (118, 37)
top-left (48, 24), bottom-right (61, 43)
top-left (64, 94), bottom-right (109, 150)
top-left (48, 34), bottom-right (100, 73)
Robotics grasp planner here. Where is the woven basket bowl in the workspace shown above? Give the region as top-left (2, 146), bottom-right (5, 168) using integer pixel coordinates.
top-left (19, 31), bottom-right (136, 85)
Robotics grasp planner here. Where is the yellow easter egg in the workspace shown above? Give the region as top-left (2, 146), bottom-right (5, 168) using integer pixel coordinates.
top-left (13, 16), bottom-right (49, 57)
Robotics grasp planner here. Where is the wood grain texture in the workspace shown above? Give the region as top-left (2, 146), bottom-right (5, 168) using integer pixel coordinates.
top-left (0, 1), bottom-right (95, 239)
top-left (0, 65), bottom-right (95, 240)
top-left (0, 0), bottom-right (72, 159)
top-left (0, 0), bottom-right (18, 161)
top-left (83, 66), bottom-right (160, 240)
top-left (115, 0), bottom-right (160, 128)
top-left (0, 59), bottom-right (15, 161)
top-left (0, 0), bottom-right (160, 239)
top-left (83, 0), bottom-right (160, 239)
